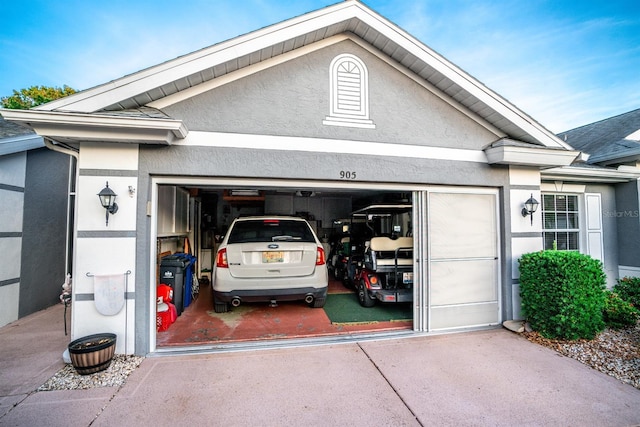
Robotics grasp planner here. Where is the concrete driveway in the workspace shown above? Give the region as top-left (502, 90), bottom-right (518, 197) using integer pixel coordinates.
top-left (1, 304), bottom-right (639, 426)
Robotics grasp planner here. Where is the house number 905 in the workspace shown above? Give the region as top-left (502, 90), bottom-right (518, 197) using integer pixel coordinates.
top-left (340, 171), bottom-right (357, 179)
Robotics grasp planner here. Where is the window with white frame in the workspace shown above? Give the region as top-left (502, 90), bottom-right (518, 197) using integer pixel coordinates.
top-left (323, 53), bottom-right (375, 129)
top-left (542, 194), bottom-right (580, 250)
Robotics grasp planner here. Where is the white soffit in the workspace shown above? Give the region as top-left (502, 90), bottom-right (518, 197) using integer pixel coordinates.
top-left (0, 109), bottom-right (187, 145)
top-left (32, 0), bottom-right (567, 151)
top-left (485, 144), bottom-right (578, 167)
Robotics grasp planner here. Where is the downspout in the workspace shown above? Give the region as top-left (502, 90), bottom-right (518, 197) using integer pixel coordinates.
top-left (43, 137), bottom-right (79, 277)
top-left (43, 137), bottom-right (78, 159)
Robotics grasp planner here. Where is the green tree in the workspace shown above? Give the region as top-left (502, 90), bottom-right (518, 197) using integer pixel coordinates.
top-left (1, 85), bottom-right (76, 109)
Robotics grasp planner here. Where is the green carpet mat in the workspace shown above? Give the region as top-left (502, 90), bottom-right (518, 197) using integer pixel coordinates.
top-left (323, 292), bottom-right (412, 324)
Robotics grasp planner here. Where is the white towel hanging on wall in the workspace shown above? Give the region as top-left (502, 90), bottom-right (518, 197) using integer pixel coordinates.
top-left (92, 273), bottom-right (127, 316)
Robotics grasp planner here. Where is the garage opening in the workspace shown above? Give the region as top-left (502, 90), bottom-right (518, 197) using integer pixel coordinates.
top-left (153, 179), bottom-right (416, 349)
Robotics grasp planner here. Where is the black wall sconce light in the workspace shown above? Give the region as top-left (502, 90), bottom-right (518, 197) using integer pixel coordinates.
top-left (521, 193), bottom-right (539, 226)
top-left (98, 181), bottom-right (118, 226)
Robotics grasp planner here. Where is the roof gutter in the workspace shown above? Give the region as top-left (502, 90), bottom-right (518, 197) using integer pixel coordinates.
top-left (542, 165), bottom-right (640, 183)
top-left (0, 133), bottom-right (44, 156)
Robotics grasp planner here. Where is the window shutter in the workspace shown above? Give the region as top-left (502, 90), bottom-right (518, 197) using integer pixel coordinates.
top-left (336, 60), bottom-right (363, 115)
top-left (585, 193), bottom-right (604, 262)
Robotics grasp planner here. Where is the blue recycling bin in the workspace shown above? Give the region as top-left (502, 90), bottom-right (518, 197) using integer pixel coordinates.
top-left (174, 253), bottom-right (197, 308)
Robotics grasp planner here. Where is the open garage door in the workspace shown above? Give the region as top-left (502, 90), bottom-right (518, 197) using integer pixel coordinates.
top-left (151, 178), bottom-right (417, 350)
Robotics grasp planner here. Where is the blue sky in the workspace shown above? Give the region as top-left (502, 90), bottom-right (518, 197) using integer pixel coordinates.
top-left (1, 0), bottom-right (638, 132)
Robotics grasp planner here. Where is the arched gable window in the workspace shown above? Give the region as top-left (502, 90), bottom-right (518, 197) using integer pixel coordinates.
top-left (323, 54), bottom-right (375, 129)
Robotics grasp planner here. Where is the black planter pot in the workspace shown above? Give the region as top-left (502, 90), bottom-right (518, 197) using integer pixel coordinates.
top-left (68, 333), bottom-right (117, 375)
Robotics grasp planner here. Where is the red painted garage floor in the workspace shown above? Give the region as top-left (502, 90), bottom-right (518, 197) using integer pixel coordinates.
top-left (156, 279), bottom-right (412, 347)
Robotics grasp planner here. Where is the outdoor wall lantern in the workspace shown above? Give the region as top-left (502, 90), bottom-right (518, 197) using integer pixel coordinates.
top-left (98, 181), bottom-right (118, 226)
top-left (521, 193), bottom-right (539, 225)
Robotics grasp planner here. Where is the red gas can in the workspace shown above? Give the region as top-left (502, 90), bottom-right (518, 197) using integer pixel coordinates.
top-left (157, 284), bottom-right (173, 303)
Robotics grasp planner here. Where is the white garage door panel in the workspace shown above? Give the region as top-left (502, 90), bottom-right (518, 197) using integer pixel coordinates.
top-left (429, 193), bottom-right (497, 259)
top-left (430, 259), bottom-right (498, 306)
top-left (430, 302), bottom-right (499, 330)
top-left (427, 190), bottom-right (499, 330)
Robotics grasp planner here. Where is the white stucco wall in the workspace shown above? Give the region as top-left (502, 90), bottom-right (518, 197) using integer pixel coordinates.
top-left (509, 167), bottom-right (542, 320)
top-left (72, 142), bottom-right (139, 354)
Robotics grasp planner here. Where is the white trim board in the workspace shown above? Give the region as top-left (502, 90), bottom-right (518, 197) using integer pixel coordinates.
top-left (177, 131), bottom-right (488, 163)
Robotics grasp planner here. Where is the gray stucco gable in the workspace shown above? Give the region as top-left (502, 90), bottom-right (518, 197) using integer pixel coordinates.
top-left (163, 40), bottom-right (499, 151)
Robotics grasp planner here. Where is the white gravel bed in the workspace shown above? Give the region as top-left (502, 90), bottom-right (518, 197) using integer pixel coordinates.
top-left (524, 322), bottom-right (640, 390)
top-left (38, 355), bottom-right (144, 391)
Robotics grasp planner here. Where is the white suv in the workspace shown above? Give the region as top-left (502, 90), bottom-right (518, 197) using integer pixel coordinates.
top-left (212, 216), bottom-right (328, 313)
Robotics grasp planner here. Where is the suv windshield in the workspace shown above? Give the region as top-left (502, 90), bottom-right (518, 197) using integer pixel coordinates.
top-left (228, 219), bottom-right (316, 244)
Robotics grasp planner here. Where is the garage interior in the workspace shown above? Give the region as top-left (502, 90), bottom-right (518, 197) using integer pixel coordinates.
top-left (155, 184), bottom-right (415, 347)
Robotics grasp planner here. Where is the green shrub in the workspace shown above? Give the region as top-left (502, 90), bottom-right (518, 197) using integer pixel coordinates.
top-left (613, 276), bottom-right (640, 308)
top-left (603, 290), bottom-right (640, 329)
top-left (519, 250), bottom-right (606, 340)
